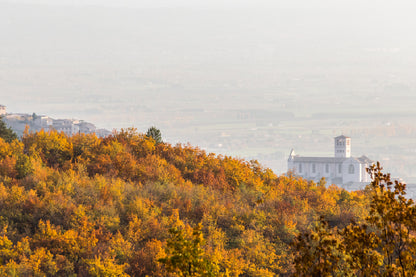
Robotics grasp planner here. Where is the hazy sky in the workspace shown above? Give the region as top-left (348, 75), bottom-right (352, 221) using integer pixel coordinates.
top-left (1, 0), bottom-right (416, 129)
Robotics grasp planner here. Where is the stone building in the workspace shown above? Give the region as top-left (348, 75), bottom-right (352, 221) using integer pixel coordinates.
top-left (0, 105), bottom-right (6, 116)
top-left (288, 135), bottom-right (373, 189)
top-left (51, 119), bottom-right (80, 136)
top-left (34, 115), bottom-right (53, 128)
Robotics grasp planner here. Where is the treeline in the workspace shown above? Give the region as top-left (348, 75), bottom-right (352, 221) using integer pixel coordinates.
top-left (0, 127), bottom-right (382, 276)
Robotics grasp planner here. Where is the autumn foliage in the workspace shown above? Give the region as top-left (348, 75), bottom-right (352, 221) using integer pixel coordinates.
top-left (293, 163), bottom-right (416, 277)
top-left (0, 128), bottom-right (379, 276)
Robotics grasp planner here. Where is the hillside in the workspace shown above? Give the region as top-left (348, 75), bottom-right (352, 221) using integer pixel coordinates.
top-left (0, 128), bottom-right (375, 276)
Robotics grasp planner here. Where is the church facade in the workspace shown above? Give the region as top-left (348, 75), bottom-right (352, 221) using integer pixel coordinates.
top-left (288, 135), bottom-right (373, 188)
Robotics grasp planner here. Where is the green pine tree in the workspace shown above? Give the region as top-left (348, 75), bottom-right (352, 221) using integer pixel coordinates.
top-left (146, 126), bottom-right (162, 144)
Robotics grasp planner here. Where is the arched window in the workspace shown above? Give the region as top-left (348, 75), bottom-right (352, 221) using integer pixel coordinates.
top-left (299, 163), bottom-right (302, 173)
top-left (349, 164), bottom-right (355, 174)
top-left (338, 164), bottom-right (342, 173)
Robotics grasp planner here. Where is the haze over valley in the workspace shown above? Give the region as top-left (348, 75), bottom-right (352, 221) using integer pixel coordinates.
top-left (2, 0), bottom-right (416, 181)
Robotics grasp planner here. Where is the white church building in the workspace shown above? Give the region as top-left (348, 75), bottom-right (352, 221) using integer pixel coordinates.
top-left (288, 135), bottom-right (373, 189)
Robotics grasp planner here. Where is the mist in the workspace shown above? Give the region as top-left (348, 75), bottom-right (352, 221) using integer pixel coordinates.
top-left (1, 0), bottom-right (416, 179)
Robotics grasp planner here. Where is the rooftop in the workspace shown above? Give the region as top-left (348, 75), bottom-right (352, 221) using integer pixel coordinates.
top-left (291, 155), bottom-right (373, 164)
top-left (292, 157), bottom-right (347, 163)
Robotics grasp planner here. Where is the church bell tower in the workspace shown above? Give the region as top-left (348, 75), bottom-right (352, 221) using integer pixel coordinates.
top-left (334, 135), bottom-right (351, 158)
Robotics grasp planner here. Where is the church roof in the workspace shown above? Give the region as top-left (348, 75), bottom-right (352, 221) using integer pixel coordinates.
top-left (291, 155), bottom-right (373, 164)
top-left (291, 157), bottom-right (347, 163)
top-left (335, 135), bottom-right (350, 139)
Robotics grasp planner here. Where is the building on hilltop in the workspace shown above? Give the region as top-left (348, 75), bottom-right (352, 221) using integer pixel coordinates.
top-left (51, 119), bottom-right (80, 136)
top-left (77, 121), bottom-right (96, 134)
top-left (33, 115), bottom-right (53, 128)
top-left (1, 107), bottom-right (107, 137)
top-left (0, 105), bottom-right (6, 116)
top-left (288, 135), bottom-right (373, 190)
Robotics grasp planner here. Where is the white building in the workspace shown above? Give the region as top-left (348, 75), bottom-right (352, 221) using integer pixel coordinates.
top-left (0, 105), bottom-right (6, 116)
top-left (76, 121), bottom-right (96, 134)
top-left (34, 115), bottom-right (53, 128)
top-left (51, 119), bottom-right (80, 136)
top-left (288, 135), bottom-right (373, 189)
